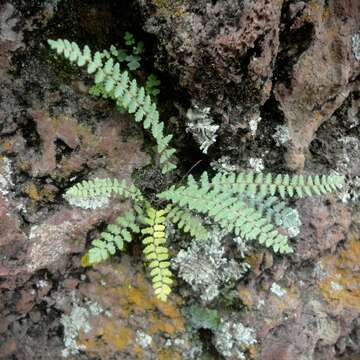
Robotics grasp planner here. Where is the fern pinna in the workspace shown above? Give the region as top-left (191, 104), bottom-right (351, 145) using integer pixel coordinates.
top-left (49, 39), bottom-right (344, 301)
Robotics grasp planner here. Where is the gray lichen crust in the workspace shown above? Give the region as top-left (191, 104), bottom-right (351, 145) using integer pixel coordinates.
top-left (213, 316), bottom-right (257, 360)
top-left (352, 33), bottom-right (360, 61)
top-left (173, 227), bottom-right (250, 303)
top-left (186, 105), bottom-right (219, 154)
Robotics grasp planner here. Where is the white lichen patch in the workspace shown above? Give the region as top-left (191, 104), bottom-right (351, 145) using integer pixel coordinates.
top-left (249, 114), bottom-right (261, 136)
top-left (61, 298), bottom-right (105, 357)
top-left (135, 330), bottom-right (152, 349)
top-left (173, 227), bottom-right (250, 303)
top-left (270, 282), bottom-right (287, 297)
top-left (272, 125), bottom-right (291, 146)
top-left (0, 157), bottom-right (13, 195)
top-left (352, 33), bottom-right (360, 61)
top-left (333, 137), bottom-right (360, 204)
top-left (248, 158), bottom-right (264, 173)
top-left (213, 317), bottom-right (257, 359)
top-left (36, 279), bottom-right (49, 289)
top-left (210, 156), bottom-right (239, 174)
top-left (186, 105), bottom-right (219, 154)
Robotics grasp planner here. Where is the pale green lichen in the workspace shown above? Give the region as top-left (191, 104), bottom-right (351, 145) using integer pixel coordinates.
top-left (213, 316), bottom-right (257, 360)
top-left (61, 298), bottom-right (106, 357)
top-left (173, 227), bottom-right (250, 303)
top-left (210, 156), bottom-right (239, 174)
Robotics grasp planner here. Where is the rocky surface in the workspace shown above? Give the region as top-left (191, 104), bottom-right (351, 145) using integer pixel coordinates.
top-left (0, 0), bottom-right (359, 359)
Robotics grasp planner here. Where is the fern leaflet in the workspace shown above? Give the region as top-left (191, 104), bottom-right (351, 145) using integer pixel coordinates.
top-left (141, 207), bottom-right (173, 301)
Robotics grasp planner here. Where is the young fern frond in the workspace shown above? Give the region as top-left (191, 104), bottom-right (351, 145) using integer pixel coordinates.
top-left (86, 210), bottom-right (140, 265)
top-left (48, 39), bottom-right (177, 174)
top-left (64, 178), bottom-right (144, 209)
top-left (141, 207), bottom-right (173, 301)
top-left (166, 206), bottom-right (208, 240)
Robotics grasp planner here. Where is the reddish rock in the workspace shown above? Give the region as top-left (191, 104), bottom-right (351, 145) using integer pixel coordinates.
top-left (275, 0), bottom-right (360, 170)
top-left (294, 197), bottom-right (352, 260)
top-left (15, 289), bottom-right (36, 314)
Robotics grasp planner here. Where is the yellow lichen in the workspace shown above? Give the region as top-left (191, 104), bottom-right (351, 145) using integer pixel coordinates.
top-left (77, 261), bottom-right (186, 358)
top-left (153, 0), bottom-right (186, 16)
top-left (318, 236), bottom-right (360, 310)
top-left (23, 183), bottom-right (56, 202)
top-left (24, 183), bottom-right (41, 202)
top-left (157, 348), bottom-right (183, 360)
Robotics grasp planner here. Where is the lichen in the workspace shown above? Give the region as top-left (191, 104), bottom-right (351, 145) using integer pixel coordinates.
top-left (272, 125), bottom-right (291, 146)
top-left (213, 316), bottom-right (257, 360)
top-left (184, 305), bottom-right (220, 331)
top-left (186, 105), bottom-right (219, 154)
top-left (352, 33), bottom-right (360, 61)
top-left (210, 156), bottom-right (239, 174)
top-left (173, 227), bottom-right (250, 303)
top-left (248, 158), bottom-right (264, 173)
top-left (270, 282), bottom-right (287, 298)
top-left (318, 236), bottom-right (360, 310)
top-left (0, 157), bottom-right (13, 196)
top-left (135, 330), bottom-right (152, 349)
top-left (248, 114), bottom-right (261, 136)
top-left (61, 297), bottom-right (105, 357)
top-left (333, 136), bottom-right (360, 204)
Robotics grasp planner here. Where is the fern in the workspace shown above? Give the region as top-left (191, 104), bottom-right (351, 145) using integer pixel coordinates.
top-left (158, 171), bottom-right (345, 253)
top-left (86, 210), bottom-right (140, 264)
top-left (48, 39), bottom-right (176, 174)
top-left (63, 178), bottom-right (144, 209)
top-left (141, 207), bottom-right (173, 301)
top-left (206, 171), bottom-right (344, 198)
top-left (51, 39), bottom-right (346, 301)
top-left (166, 205), bottom-right (208, 240)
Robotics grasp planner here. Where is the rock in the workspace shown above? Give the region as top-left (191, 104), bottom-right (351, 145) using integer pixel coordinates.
top-left (140, 0), bottom-right (283, 129)
top-left (294, 197), bottom-right (352, 261)
top-left (275, 0), bottom-right (360, 170)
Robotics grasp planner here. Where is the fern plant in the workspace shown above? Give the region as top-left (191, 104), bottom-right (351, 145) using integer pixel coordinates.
top-left (48, 38), bottom-right (345, 302)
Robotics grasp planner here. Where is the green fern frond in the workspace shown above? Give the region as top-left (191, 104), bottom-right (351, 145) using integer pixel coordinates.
top-left (207, 171), bottom-right (344, 199)
top-left (87, 210), bottom-right (139, 264)
top-left (64, 178), bottom-right (143, 209)
top-left (48, 39), bottom-right (176, 174)
top-left (158, 182), bottom-right (292, 253)
top-left (166, 206), bottom-right (208, 240)
top-left (141, 207), bottom-right (173, 301)
top-left (244, 193), bottom-right (301, 237)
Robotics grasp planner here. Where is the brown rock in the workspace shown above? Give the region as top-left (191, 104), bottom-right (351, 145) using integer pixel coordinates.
top-left (294, 196), bottom-right (352, 260)
top-left (275, 0), bottom-right (360, 170)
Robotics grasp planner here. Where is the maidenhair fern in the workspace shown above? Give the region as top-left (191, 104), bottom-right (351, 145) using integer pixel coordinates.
top-left (50, 38), bottom-right (345, 301)
top-left (48, 39), bottom-right (176, 174)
